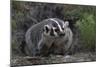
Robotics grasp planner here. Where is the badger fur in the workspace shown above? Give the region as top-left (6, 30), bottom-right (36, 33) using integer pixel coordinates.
top-left (25, 18), bottom-right (73, 56)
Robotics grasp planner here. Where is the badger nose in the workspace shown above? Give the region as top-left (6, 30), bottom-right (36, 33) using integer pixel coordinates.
top-left (59, 33), bottom-right (65, 36)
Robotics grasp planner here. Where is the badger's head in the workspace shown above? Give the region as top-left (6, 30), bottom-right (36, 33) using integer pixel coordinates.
top-left (43, 18), bottom-right (69, 38)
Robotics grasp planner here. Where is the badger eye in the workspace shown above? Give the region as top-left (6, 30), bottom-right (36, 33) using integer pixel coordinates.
top-left (55, 29), bottom-right (59, 32)
top-left (44, 26), bottom-right (49, 33)
top-left (45, 26), bottom-right (49, 33)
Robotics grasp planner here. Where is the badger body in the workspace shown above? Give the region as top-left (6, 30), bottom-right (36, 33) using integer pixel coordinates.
top-left (25, 18), bottom-right (73, 56)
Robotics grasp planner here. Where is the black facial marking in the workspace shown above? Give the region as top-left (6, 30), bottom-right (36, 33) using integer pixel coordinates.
top-left (55, 28), bottom-right (60, 32)
top-left (62, 27), bottom-right (64, 30)
top-left (45, 26), bottom-right (49, 33)
top-left (50, 20), bottom-right (59, 29)
top-left (52, 22), bottom-right (58, 27)
top-left (50, 28), bottom-right (55, 36)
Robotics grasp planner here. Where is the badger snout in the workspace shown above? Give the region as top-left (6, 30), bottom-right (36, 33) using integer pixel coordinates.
top-left (59, 32), bottom-right (65, 36)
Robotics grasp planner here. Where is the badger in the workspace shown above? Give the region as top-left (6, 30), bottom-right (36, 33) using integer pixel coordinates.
top-left (25, 18), bottom-right (73, 56)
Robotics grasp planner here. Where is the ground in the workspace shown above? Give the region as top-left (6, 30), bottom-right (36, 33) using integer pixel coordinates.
top-left (11, 52), bottom-right (96, 66)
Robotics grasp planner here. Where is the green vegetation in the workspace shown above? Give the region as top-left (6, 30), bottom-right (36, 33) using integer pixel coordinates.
top-left (63, 5), bottom-right (96, 51)
top-left (77, 13), bottom-right (96, 51)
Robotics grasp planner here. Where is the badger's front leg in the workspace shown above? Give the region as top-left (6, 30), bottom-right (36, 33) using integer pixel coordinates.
top-left (38, 37), bottom-right (53, 56)
top-left (38, 43), bottom-right (50, 56)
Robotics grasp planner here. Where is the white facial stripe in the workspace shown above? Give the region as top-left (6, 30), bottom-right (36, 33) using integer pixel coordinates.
top-left (45, 25), bottom-right (50, 28)
top-left (53, 29), bottom-right (58, 36)
top-left (50, 19), bottom-right (63, 32)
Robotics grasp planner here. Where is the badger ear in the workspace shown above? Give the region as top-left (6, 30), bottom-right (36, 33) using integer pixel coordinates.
top-left (64, 21), bottom-right (69, 27)
top-left (44, 25), bottom-right (50, 33)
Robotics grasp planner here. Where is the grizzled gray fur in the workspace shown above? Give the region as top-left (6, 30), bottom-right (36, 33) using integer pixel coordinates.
top-left (25, 18), bottom-right (73, 56)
